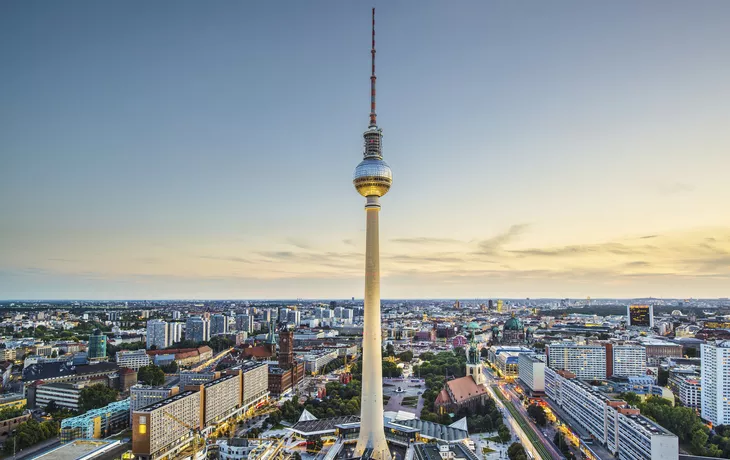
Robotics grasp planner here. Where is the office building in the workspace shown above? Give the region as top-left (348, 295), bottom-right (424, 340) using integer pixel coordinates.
top-left (186, 316), bottom-right (210, 343)
top-left (287, 309), bottom-right (301, 326)
top-left (36, 382), bottom-right (85, 411)
top-left (147, 320), bottom-right (169, 350)
top-left (638, 339), bottom-right (683, 366)
top-left (627, 304), bottom-right (654, 328)
top-left (701, 340), bottom-right (730, 426)
top-left (172, 311), bottom-right (182, 320)
top-left (546, 342), bottom-right (607, 380)
top-left (211, 314), bottom-right (229, 336)
top-left (300, 349), bottom-right (339, 374)
top-left (518, 353), bottom-right (546, 394)
top-left (60, 398), bottom-right (130, 441)
top-left (88, 329), bottom-right (107, 360)
top-left (611, 345), bottom-right (647, 377)
top-left (236, 314), bottom-right (253, 333)
top-left (130, 385), bottom-right (180, 412)
top-left (117, 349), bottom-right (151, 371)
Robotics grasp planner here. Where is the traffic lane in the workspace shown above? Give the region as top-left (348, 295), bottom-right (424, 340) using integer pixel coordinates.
top-left (502, 383), bottom-right (563, 459)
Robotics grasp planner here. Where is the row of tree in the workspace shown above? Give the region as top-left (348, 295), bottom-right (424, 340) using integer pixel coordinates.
top-left (2, 419), bottom-right (59, 454)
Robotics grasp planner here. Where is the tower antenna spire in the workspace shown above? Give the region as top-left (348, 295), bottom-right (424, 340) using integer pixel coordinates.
top-left (369, 7), bottom-right (377, 128)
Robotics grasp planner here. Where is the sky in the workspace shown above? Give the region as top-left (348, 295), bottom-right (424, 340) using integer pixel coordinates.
top-left (2, 1), bottom-right (730, 300)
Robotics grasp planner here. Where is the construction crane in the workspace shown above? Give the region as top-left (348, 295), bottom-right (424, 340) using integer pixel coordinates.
top-left (163, 411), bottom-right (205, 460)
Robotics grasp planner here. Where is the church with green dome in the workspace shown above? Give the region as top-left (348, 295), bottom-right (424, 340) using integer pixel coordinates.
top-left (496, 313), bottom-right (530, 344)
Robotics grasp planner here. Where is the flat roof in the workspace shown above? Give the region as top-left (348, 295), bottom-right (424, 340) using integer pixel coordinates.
top-left (32, 439), bottom-right (120, 460)
top-left (135, 390), bottom-right (197, 413)
top-left (204, 373), bottom-right (236, 388)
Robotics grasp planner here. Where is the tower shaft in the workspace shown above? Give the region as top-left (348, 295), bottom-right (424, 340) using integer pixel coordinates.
top-left (355, 198), bottom-right (391, 460)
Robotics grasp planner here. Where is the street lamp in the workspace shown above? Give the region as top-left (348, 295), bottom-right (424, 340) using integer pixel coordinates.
top-left (12, 429), bottom-right (17, 460)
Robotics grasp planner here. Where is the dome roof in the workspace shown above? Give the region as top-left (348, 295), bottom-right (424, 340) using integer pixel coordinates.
top-left (467, 321), bottom-right (480, 330)
top-left (504, 317), bottom-right (523, 331)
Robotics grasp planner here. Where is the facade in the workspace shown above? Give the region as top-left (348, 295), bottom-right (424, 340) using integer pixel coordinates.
top-left (120, 367), bottom-right (138, 392)
top-left (701, 340), bottom-right (730, 426)
top-left (235, 314), bottom-right (253, 334)
top-left (211, 314), bottom-right (229, 336)
top-left (545, 367), bottom-right (677, 459)
top-left (0, 348), bottom-right (17, 362)
top-left (675, 374), bottom-right (701, 408)
top-left (300, 349), bottom-right (339, 374)
top-left (169, 322), bottom-right (183, 345)
top-left (146, 320), bottom-right (170, 350)
top-left (88, 330), bottom-right (107, 360)
top-left (546, 342), bottom-right (607, 380)
top-left (501, 315), bottom-right (526, 344)
top-left (60, 398), bottom-right (130, 441)
top-left (518, 353), bottom-right (546, 394)
top-left (627, 304), bottom-right (654, 328)
top-left (116, 349), bottom-right (151, 371)
top-left (238, 361), bottom-right (269, 406)
top-left (611, 345), bottom-right (646, 378)
top-left (130, 385), bottom-right (179, 412)
top-left (185, 316), bottom-right (210, 343)
top-left (36, 382), bottom-right (84, 411)
top-left (640, 340), bottom-right (683, 366)
top-left (132, 390), bottom-right (202, 460)
top-left (200, 374), bottom-right (241, 425)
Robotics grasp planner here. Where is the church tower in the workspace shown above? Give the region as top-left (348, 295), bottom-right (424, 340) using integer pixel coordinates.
top-left (466, 334), bottom-right (486, 386)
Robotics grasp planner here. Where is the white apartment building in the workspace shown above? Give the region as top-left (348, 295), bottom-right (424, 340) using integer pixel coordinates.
top-left (169, 322), bottom-right (183, 345)
top-left (701, 340), bottom-right (730, 426)
top-left (546, 342), bottom-right (606, 380)
top-left (147, 320), bottom-right (169, 350)
top-left (203, 374), bottom-right (241, 425)
top-left (299, 349), bottom-right (339, 374)
top-left (676, 374), bottom-right (701, 409)
top-left (133, 390), bottom-right (201, 460)
top-left (518, 353), bottom-right (546, 393)
top-left (545, 366), bottom-right (678, 459)
top-left (36, 382), bottom-right (84, 411)
top-left (117, 349), bottom-right (151, 371)
top-left (239, 361), bottom-right (268, 407)
top-left (130, 385), bottom-right (179, 412)
top-left (612, 345), bottom-right (647, 377)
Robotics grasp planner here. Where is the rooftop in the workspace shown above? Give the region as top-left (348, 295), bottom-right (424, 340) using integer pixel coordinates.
top-left (32, 439), bottom-right (121, 460)
top-left (135, 390), bottom-right (197, 413)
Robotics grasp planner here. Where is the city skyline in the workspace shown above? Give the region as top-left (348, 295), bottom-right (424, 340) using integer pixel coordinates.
top-left (2, 1), bottom-right (730, 299)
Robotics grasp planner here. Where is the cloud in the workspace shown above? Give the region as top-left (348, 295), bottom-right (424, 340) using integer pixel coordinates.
top-left (342, 239), bottom-right (356, 246)
top-left (285, 238), bottom-right (311, 250)
top-left (475, 224), bottom-right (530, 255)
top-left (198, 255), bottom-right (254, 264)
top-left (510, 242), bottom-right (644, 257)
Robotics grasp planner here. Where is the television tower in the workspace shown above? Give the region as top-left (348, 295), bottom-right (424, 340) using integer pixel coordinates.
top-left (352, 8), bottom-right (392, 460)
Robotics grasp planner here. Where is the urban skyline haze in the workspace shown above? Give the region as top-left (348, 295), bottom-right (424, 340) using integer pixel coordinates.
top-left (2, 1), bottom-right (730, 299)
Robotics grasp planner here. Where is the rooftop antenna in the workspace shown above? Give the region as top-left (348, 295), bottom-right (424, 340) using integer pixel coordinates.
top-left (369, 8), bottom-right (377, 128)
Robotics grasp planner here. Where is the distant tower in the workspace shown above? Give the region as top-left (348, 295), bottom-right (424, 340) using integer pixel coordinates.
top-left (352, 9), bottom-right (392, 460)
top-left (278, 324), bottom-right (294, 370)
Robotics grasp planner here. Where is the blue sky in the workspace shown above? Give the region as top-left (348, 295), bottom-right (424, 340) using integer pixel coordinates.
top-left (2, 1), bottom-right (730, 299)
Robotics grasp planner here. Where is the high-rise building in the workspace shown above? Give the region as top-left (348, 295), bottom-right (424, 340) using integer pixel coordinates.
top-left (147, 320), bottom-right (169, 350)
top-left (236, 314), bottom-right (253, 333)
top-left (169, 322), bottom-right (183, 345)
top-left (627, 305), bottom-right (654, 328)
top-left (546, 342), bottom-right (607, 380)
top-left (701, 340), bottom-right (730, 426)
top-left (518, 353), bottom-right (546, 394)
top-left (287, 309), bottom-right (301, 326)
top-left (172, 311), bottom-right (182, 320)
top-left (211, 314), bottom-right (228, 336)
top-left (352, 9), bottom-right (392, 459)
top-left (186, 316), bottom-right (210, 343)
top-left (88, 329), bottom-right (107, 360)
top-left (611, 345), bottom-right (647, 377)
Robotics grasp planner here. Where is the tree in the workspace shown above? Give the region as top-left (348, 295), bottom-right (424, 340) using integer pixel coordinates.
top-left (160, 361), bottom-right (178, 374)
top-left (507, 442), bottom-right (528, 460)
top-left (382, 361), bottom-right (402, 378)
top-left (79, 384), bottom-right (118, 412)
top-left (527, 404), bottom-right (547, 427)
top-left (397, 350), bottom-right (413, 363)
top-left (498, 424), bottom-right (512, 443)
top-left (685, 347), bottom-right (697, 358)
top-left (657, 367), bottom-right (669, 386)
top-left (385, 343), bottom-right (395, 357)
top-left (620, 392), bottom-right (641, 406)
top-left (45, 401), bottom-right (59, 414)
top-left (138, 365), bottom-right (165, 386)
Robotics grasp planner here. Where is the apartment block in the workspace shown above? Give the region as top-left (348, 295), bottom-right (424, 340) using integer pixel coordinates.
top-left (518, 353), bottom-right (546, 394)
top-left (117, 349), bottom-right (151, 371)
top-left (612, 345), bottom-right (647, 377)
top-left (545, 366), bottom-right (677, 459)
top-left (701, 340), bottom-right (730, 426)
top-left (36, 382), bottom-right (84, 411)
top-left (546, 342), bottom-right (606, 380)
top-left (130, 385), bottom-right (179, 412)
top-left (133, 390), bottom-right (202, 460)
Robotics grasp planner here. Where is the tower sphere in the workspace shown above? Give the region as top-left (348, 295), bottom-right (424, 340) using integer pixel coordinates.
top-left (353, 158), bottom-right (392, 197)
